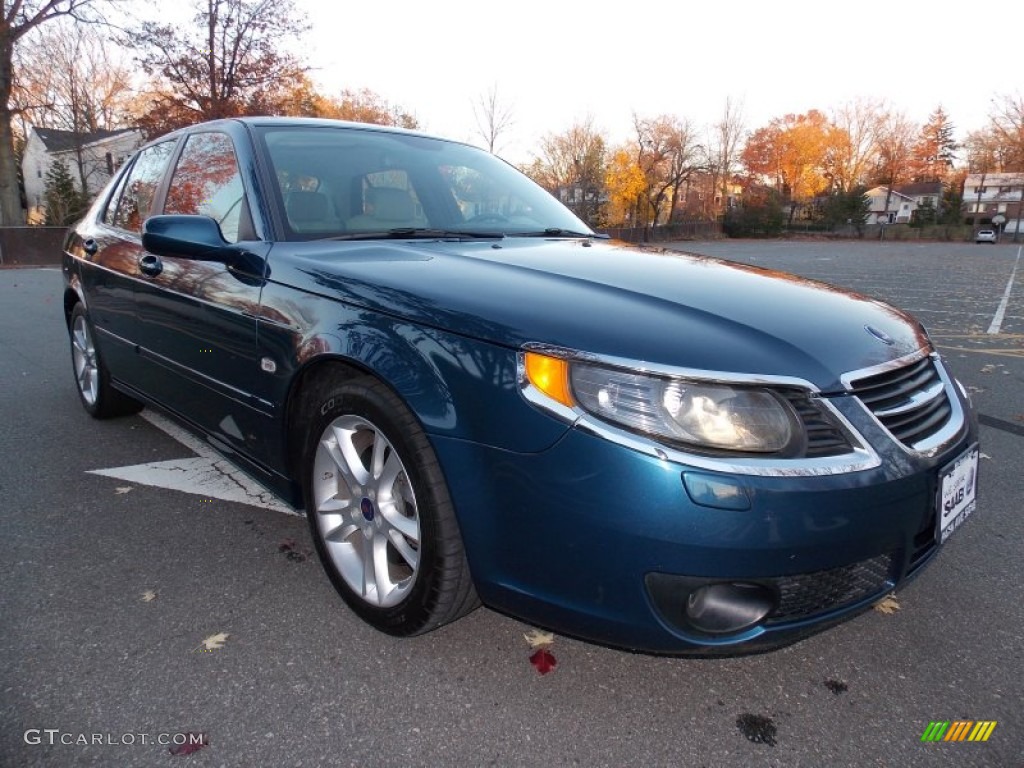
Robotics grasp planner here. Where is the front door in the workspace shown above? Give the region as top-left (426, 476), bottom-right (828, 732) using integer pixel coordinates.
top-left (132, 130), bottom-right (270, 460)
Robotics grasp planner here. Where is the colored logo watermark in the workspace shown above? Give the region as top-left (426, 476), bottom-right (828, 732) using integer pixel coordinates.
top-left (921, 721), bottom-right (997, 742)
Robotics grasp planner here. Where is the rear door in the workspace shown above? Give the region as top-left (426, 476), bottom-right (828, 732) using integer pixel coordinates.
top-left (74, 139), bottom-right (178, 376)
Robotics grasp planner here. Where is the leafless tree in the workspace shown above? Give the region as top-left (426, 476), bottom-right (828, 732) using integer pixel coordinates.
top-left (705, 97), bottom-right (745, 217)
top-left (633, 113), bottom-right (700, 225)
top-left (472, 82), bottom-right (514, 155)
top-left (873, 111), bottom-right (917, 223)
top-left (129, 0), bottom-right (309, 136)
top-left (0, 0), bottom-right (111, 224)
top-left (13, 20), bottom-right (134, 192)
top-left (826, 98), bottom-right (884, 193)
top-left (986, 92), bottom-right (1024, 171)
top-left (529, 117), bottom-right (606, 224)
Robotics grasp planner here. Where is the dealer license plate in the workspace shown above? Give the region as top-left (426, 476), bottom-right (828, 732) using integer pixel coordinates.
top-left (936, 445), bottom-right (979, 543)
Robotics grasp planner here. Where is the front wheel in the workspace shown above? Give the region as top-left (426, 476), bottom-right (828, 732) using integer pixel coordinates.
top-left (301, 376), bottom-right (478, 635)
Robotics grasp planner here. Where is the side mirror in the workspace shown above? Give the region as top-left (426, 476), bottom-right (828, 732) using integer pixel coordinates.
top-left (142, 215), bottom-right (228, 260)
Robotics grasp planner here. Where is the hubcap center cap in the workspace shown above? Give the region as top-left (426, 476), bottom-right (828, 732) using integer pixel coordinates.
top-left (360, 497), bottom-right (375, 521)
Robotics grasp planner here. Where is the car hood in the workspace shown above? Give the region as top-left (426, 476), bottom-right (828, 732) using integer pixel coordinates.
top-left (278, 238), bottom-right (930, 392)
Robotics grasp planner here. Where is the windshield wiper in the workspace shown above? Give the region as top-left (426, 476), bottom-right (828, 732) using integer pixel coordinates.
top-left (324, 228), bottom-right (505, 241)
top-left (511, 228), bottom-right (610, 239)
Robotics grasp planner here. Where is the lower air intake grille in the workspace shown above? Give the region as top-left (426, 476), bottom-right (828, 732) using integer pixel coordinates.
top-left (766, 553), bottom-right (894, 623)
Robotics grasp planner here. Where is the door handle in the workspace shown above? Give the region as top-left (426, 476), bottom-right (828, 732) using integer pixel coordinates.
top-left (138, 253), bottom-right (163, 277)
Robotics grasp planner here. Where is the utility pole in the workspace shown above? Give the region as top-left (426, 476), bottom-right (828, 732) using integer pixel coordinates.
top-left (1015, 173), bottom-right (1022, 243)
top-left (973, 170), bottom-right (987, 234)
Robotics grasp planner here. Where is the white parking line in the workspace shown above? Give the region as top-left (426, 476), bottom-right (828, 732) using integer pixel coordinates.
top-left (87, 409), bottom-right (300, 516)
top-left (987, 245), bottom-right (1022, 335)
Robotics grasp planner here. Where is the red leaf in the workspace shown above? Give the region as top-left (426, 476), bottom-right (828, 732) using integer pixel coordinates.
top-left (529, 648), bottom-right (557, 675)
top-left (168, 733), bottom-right (208, 756)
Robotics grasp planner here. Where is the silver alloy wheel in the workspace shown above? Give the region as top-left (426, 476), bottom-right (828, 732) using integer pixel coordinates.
top-left (312, 415), bottom-right (421, 608)
top-left (71, 314), bottom-right (99, 407)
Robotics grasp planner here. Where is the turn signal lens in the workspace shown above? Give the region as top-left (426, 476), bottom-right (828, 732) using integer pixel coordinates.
top-left (524, 352), bottom-right (574, 408)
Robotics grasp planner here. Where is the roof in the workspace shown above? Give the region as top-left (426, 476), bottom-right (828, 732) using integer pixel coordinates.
top-left (895, 182), bottom-right (942, 197)
top-left (963, 171), bottom-right (1024, 185)
top-left (142, 116), bottom-right (435, 145)
top-left (865, 186), bottom-right (915, 203)
top-left (31, 126), bottom-right (139, 152)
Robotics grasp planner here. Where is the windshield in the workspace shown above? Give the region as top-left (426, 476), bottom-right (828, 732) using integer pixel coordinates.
top-left (257, 125), bottom-right (591, 240)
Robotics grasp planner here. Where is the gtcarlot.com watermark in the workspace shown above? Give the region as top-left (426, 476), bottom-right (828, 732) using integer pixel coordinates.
top-left (24, 729), bottom-right (207, 748)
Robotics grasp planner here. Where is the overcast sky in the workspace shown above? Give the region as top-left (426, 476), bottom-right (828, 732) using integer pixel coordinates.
top-left (294, 0), bottom-right (1023, 163)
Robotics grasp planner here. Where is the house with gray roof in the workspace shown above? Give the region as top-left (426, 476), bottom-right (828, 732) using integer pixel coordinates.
top-left (22, 126), bottom-right (143, 224)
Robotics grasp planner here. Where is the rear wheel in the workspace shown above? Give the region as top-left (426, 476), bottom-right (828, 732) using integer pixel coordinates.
top-left (69, 304), bottom-right (143, 418)
top-left (301, 376), bottom-right (478, 635)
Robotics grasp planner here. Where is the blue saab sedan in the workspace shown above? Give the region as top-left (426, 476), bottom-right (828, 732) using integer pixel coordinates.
top-left (62, 118), bottom-right (979, 654)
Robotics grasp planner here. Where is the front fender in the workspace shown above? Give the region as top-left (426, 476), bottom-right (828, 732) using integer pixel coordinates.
top-left (255, 283), bottom-right (569, 457)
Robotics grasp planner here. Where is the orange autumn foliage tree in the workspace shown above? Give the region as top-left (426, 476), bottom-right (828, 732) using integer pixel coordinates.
top-left (742, 111), bottom-right (831, 222)
top-left (603, 147), bottom-right (645, 226)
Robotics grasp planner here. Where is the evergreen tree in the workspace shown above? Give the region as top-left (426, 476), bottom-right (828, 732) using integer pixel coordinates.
top-left (820, 186), bottom-right (871, 232)
top-left (723, 189), bottom-right (785, 237)
top-left (910, 198), bottom-right (937, 227)
top-left (44, 159), bottom-right (89, 226)
top-left (939, 181), bottom-right (965, 226)
top-left (910, 107), bottom-right (959, 182)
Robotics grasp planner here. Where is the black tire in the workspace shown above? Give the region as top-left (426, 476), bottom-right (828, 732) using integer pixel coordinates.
top-left (301, 375), bottom-right (478, 635)
top-left (68, 304), bottom-right (144, 419)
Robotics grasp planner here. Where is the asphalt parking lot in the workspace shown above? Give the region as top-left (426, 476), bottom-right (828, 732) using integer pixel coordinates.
top-left (1, 239), bottom-right (1022, 767)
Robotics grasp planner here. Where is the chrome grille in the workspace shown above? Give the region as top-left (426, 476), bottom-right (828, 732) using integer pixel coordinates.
top-left (782, 393), bottom-right (852, 457)
top-left (849, 356), bottom-right (952, 449)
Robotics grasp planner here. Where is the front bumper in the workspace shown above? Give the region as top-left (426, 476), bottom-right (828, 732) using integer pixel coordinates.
top-left (431, 406), bottom-right (978, 654)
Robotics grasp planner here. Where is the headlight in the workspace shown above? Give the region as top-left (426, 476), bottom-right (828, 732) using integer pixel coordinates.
top-left (523, 351), bottom-right (802, 455)
top-left (570, 363), bottom-right (797, 453)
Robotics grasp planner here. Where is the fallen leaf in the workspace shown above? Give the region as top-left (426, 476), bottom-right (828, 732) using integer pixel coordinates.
top-left (168, 733), bottom-right (208, 756)
top-left (141, 590), bottom-right (157, 603)
top-left (278, 538), bottom-right (309, 562)
top-left (199, 632), bottom-right (229, 651)
top-left (529, 648), bottom-right (557, 675)
top-left (980, 452), bottom-right (992, 460)
top-left (874, 594), bottom-right (900, 615)
top-left (736, 713), bottom-right (777, 746)
top-left (523, 629), bottom-right (555, 648)
top-left (980, 364), bottom-right (996, 373)
top-left (823, 678), bottom-right (848, 695)
top-left (114, 487), bottom-right (133, 495)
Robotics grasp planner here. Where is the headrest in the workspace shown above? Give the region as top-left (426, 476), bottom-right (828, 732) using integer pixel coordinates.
top-left (369, 187), bottom-right (414, 221)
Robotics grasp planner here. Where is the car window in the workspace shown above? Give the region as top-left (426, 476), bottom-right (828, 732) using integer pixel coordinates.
top-left (163, 132), bottom-right (246, 243)
top-left (257, 126), bottom-right (589, 240)
top-left (439, 164), bottom-right (543, 228)
top-left (347, 170), bottom-right (427, 231)
top-left (102, 140), bottom-right (176, 233)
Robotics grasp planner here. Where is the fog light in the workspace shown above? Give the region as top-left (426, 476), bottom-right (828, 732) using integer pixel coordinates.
top-left (685, 583), bottom-right (776, 634)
